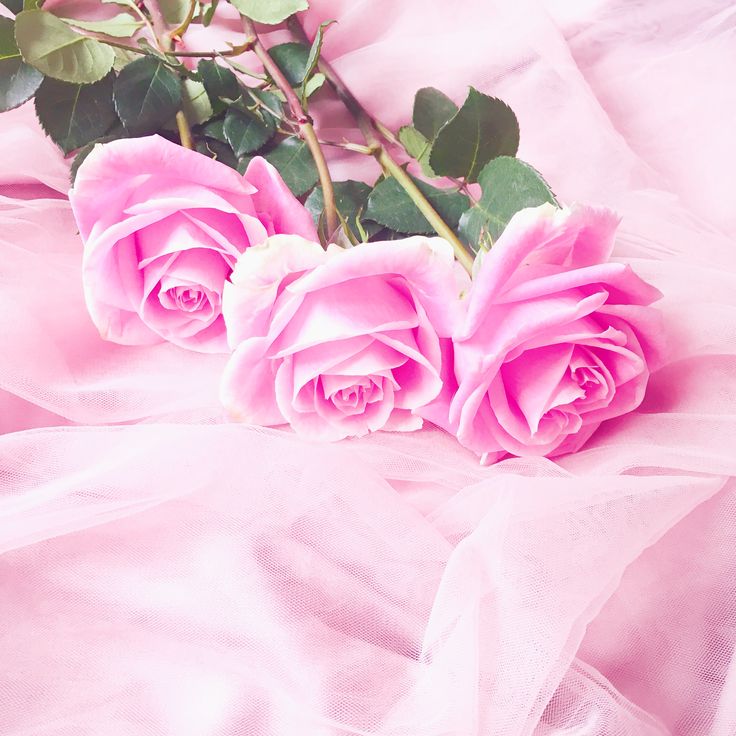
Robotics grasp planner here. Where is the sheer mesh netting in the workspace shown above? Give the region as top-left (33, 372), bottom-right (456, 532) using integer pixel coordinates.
top-left (1, 0), bottom-right (736, 734)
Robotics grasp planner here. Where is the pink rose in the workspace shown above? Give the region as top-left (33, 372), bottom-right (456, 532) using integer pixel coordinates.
top-left (449, 203), bottom-right (663, 462)
top-left (70, 135), bottom-right (317, 353)
top-left (220, 235), bottom-right (468, 440)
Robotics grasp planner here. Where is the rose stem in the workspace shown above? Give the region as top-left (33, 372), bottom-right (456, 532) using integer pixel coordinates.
top-left (97, 39), bottom-right (255, 58)
top-left (241, 17), bottom-right (338, 241)
top-left (145, 0), bottom-right (195, 150)
top-left (288, 18), bottom-right (474, 274)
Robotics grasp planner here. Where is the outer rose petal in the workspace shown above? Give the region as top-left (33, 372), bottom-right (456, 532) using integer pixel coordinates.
top-left (220, 337), bottom-right (284, 425)
top-left (69, 135), bottom-right (258, 240)
top-left (223, 236), bottom-right (327, 347)
top-left (292, 236), bottom-right (469, 338)
top-left (463, 204), bottom-right (620, 335)
top-left (222, 237), bottom-right (462, 440)
top-left (243, 157), bottom-right (319, 241)
top-left (450, 203), bottom-right (664, 462)
top-left (71, 137), bottom-right (315, 353)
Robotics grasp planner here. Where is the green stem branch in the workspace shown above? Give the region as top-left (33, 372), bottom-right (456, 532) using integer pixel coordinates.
top-left (145, 0), bottom-right (194, 150)
top-left (100, 38), bottom-right (253, 58)
top-left (241, 17), bottom-right (338, 241)
top-left (288, 18), bottom-right (474, 273)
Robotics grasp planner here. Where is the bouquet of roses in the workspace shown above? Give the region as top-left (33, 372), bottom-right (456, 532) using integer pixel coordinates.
top-left (0, 0), bottom-right (663, 462)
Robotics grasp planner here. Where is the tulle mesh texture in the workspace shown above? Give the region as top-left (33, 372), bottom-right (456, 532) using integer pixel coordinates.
top-left (1, 0), bottom-right (736, 733)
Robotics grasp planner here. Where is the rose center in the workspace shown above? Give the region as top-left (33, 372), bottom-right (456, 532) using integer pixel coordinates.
top-left (327, 377), bottom-right (381, 415)
top-left (571, 365), bottom-right (599, 390)
top-left (160, 284), bottom-right (207, 313)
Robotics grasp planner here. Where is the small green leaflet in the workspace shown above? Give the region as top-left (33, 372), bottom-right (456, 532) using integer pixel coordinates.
top-left (197, 58), bottom-right (240, 102)
top-left (223, 107), bottom-right (275, 157)
top-left (15, 10), bottom-right (115, 84)
top-left (228, 0), bottom-right (308, 25)
top-left (429, 87), bottom-right (519, 183)
top-left (300, 20), bottom-right (333, 103)
top-left (365, 176), bottom-right (469, 235)
top-left (264, 137), bottom-right (318, 196)
top-left (398, 125), bottom-right (435, 178)
top-left (181, 79), bottom-right (213, 126)
top-left (305, 180), bottom-right (372, 231)
top-left (0, 16), bottom-right (43, 112)
top-left (35, 73), bottom-right (118, 154)
top-left (413, 87), bottom-right (457, 140)
top-left (159, 0), bottom-right (191, 25)
top-left (398, 88), bottom-right (458, 178)
top-left (269, 43), bottom-right (309, 86)
top-left (458, 156), bottom-right (559, 249)
top-left (60, 14), bottom-right (144, 38)
top-left (113, 55), bottom-right (182, 135)
top-left (201, 0), bottom-right (219, 26)
top-left (0, 0), bottom-right (23, 13)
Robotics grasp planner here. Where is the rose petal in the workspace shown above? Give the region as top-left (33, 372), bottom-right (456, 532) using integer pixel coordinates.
top-left (244, 157), bottom-right (319, 241)
top-left (269, 278), bottom-right (419, 357)
top-left (223, 236), bottom-right (326, 347)
top-left (465, 204), bottom-right (619, 330)
top-left (500, 343), bottom-right (577, 434)
top-left (500, 262), bottom-right (662, 307)
top-left (220, 337), bottom-right (283, 424)
top-left (291, 236), bottom-right (467, 338)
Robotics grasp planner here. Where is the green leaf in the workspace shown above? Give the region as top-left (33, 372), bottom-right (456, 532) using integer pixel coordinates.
top-left (302, 71), bottom-right (324, 98)
top-left (34, 73), bottom-right (117, 154)
top-left (14, 10), bottom-right (115, 83)
top-left (365, 176), bottom-right (469, 235)
top-left (0, 16), bottom-right (43, 112)
top-left (413, 87), bottom-right (457, 140)
top-left (269, 42), bottom-right (308, 86)
top-left (0, 0), bottom-right (23, 14)
top-left (201, 0), bottom-right (219, 26)
top-left (305, 179), bottom-right (371, 229)
top-left (60, 13), bottom-right (144, 38)
top-left (458, 156), bottom-right (558, 248)
top-left (264, 137), bottom-right (318, 196)
top-left (113, 55), bottom-right (182, 135)
top-left (112, 45), bottom-right (138, 71)
top-left (429, 87), bottom-right (519, 183)
top-left (181, 78), bottom-right (212, 126)
top-left (197, 58), bottom-right (240, 102)
top-left (201, 116), bottom-right (227, 143)
top-left (0, 18), bottom-right (20, 61)
top-left (223, 106), bottom-right (274, 157)
top-left (228, 0), bottom-right (308, 24)
top-left (400, 88), bottom-right (458, 179)
top-left (302, 20), bottom-right (333, 85)
top-left (398, 125), bottom-right (435, 178)
top-left (159, 0), bottom-right (190, 25)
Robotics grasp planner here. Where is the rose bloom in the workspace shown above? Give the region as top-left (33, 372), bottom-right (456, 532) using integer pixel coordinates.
top-left (448, 203), bottom-right (663, 462)
top-left (220, 235), bottom-right (468, 440)
top-left (70, 135), bottom-right (316, 353)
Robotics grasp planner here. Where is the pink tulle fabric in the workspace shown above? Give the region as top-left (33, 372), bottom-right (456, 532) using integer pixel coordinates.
top-left (1, 1), bottom-right (735, 734)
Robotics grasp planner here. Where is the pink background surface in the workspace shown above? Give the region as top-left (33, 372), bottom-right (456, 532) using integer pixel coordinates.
top-left (1, 0), bottom-right (735, 733)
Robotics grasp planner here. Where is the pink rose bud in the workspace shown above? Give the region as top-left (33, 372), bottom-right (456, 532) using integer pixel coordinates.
top-left (450, 203), bottom-right (664, 463)
top-left (70, 135), bottom-right (317, 353)
top-left (220, 235), bottom-right (469, 440)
